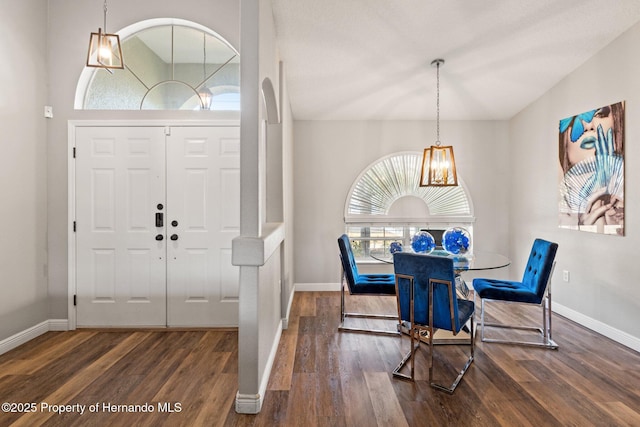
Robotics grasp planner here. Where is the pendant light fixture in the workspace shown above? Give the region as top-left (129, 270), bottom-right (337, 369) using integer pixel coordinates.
top-left (86, 0), bottom-right (124, 69)
top-left (198, 33), bottom-right (213, 110)
top-left (419, 59), bottom-right (458, 187)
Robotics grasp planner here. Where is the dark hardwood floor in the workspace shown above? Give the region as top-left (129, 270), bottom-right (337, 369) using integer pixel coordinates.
top-left (1, 291), bottom-right (639, 426)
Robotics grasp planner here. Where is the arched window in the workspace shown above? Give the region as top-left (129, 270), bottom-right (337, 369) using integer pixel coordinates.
top-left (344, 152), bottom-right (475, 260)
top-left (75, 19), bottom-right (239, 111)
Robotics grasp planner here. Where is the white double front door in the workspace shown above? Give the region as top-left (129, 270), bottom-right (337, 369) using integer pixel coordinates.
top-left (75, 125), bottom-right (240, 327)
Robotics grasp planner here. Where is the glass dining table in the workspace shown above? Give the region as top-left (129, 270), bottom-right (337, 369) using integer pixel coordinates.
top-left (371, 249), bottom-right (511, 299)
top-left (371, 249), bottom-right (511, 343)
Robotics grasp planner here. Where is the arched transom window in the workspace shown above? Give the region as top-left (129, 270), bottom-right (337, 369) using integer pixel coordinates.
top-left (76, 19), bottom-right (239, 111)
top-left (345, 152), bottom-right (475, 260)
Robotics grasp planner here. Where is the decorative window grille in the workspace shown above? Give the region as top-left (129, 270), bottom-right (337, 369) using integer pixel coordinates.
top-left (344, 152), bottom-right (474, 260)
top-left (78, 20), bottom-right (239, 111)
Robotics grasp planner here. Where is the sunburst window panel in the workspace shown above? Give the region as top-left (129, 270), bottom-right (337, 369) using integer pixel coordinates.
top-left (346, 152), bottom-right (473, 220)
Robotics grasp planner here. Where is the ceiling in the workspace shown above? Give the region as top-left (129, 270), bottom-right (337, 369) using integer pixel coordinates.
top-left (271, 0), bottom-right (640, 120)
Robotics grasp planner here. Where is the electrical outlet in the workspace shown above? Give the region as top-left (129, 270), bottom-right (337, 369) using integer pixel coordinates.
top-left (562, 270), bottom-right (570, 282)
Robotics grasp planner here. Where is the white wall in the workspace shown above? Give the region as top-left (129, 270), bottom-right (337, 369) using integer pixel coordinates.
top-left (509, 21), bottom-right (640, 347)
top-left (293, 120), bottom-right (512, 286)
top-left (0, 0), bottom-right (49, 340)
top-left (46, 0), bottom-right (240, 319)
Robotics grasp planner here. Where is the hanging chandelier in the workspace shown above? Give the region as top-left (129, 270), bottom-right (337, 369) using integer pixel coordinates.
top-left (86, 0), bottom-right (124, 69)
top-left (419, 59), bottom-right (458, 187)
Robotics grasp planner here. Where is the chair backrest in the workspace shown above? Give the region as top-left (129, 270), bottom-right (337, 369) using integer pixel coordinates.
top-left (393, 252), bottom-right (460, 332)
top-left (338, 234), bottom-right (359, 287)
top-left (521, 238), bottom-right (559, 301)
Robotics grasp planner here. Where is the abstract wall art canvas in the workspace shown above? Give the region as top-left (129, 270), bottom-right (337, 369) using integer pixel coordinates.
top-left (558, 101), bottom-right (625, 235)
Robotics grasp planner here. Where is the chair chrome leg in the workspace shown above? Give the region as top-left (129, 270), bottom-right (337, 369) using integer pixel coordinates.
top-left (338, 269), bottom-right (400, 336)
top-left (430, 355), bottom-right (474, 394)
top-left (339, 314), bottom-right (400, 336)
top-left (479, 298), bottom-right (558, 349)
top-left (393, 317), bottom-right (475, 394)
top-left (547, 287), bottom-right (553, 343)
top-left (393, 328), bottom-right (419, 381)
top-left (340, 272), bottom-right (346, 325)
top-left (470, 315), bottom-right (474, 359)
top-left (429, 317), bottom-right (474, 394)
top-left (542, 297), bottom-right (548, 343)
top-left (428, 325), bottom-right (434, 386)
top-left (480, 297), bottom-right (488, 342)
top-left (392, 348), bottom-right (414, 380)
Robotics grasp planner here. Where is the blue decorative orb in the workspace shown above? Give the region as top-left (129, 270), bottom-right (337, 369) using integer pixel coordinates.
top-left (443, 227), bottom-right (471, 255)
top-left (411, 231), bottom-right (436, 254)
top-left (389, 241), bottom-right (403, 254)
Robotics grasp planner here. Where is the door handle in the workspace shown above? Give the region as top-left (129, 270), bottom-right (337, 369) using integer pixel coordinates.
top-left (155, 234), bottom-right (164, 241)
top-left (170, 234), bottom-right (179, 241)
top-left (156, 212), bottom-right (164, 227)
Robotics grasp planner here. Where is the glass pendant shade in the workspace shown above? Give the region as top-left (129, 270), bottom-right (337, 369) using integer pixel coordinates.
top-left (87, 28), bottom-right (124, 69)
top-left (198, 87), bottom-right (213, 110)
top-left (420, 145), bottom-right (458, 187)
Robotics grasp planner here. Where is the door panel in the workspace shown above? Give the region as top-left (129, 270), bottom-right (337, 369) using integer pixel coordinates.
top-left (76, 127), bottom-right (167, 326)
top-left (166, 126), bottom-right (240, 326)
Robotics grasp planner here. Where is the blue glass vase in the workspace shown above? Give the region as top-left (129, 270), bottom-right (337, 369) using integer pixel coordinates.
top-left (443, 227), bottom-right (471, 255)
top-left (389, 241), bottom-right (403, 254)
top-left (411, 231), bottom-right (436, 254)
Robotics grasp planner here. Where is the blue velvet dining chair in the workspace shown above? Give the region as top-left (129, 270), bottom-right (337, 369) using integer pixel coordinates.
top-left (473, 238), bottom-right (559, 349)
top-left (337, 234), bottom-right (398, 335)
top-left (392, 252), bottom-right (475, 393)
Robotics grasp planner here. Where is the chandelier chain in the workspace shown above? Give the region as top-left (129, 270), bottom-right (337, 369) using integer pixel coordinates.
top-left (436, 60), bottom-right (440, 146)
top-left (103, 0), bottom-right (108, 32)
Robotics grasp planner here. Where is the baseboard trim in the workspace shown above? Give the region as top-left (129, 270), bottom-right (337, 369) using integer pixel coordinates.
top-left (48, 319), bottom-right (69, 331)
top-left (553, 303), bottom-right (640, 353)
top-left (0, 319), bottom-right (69, 356)
top-left (295, 282), bottom-right (340, 292)
top-left (235, 392), bottom-right (263, 414)
top-left (282, 287), bottom-right (295, 330)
